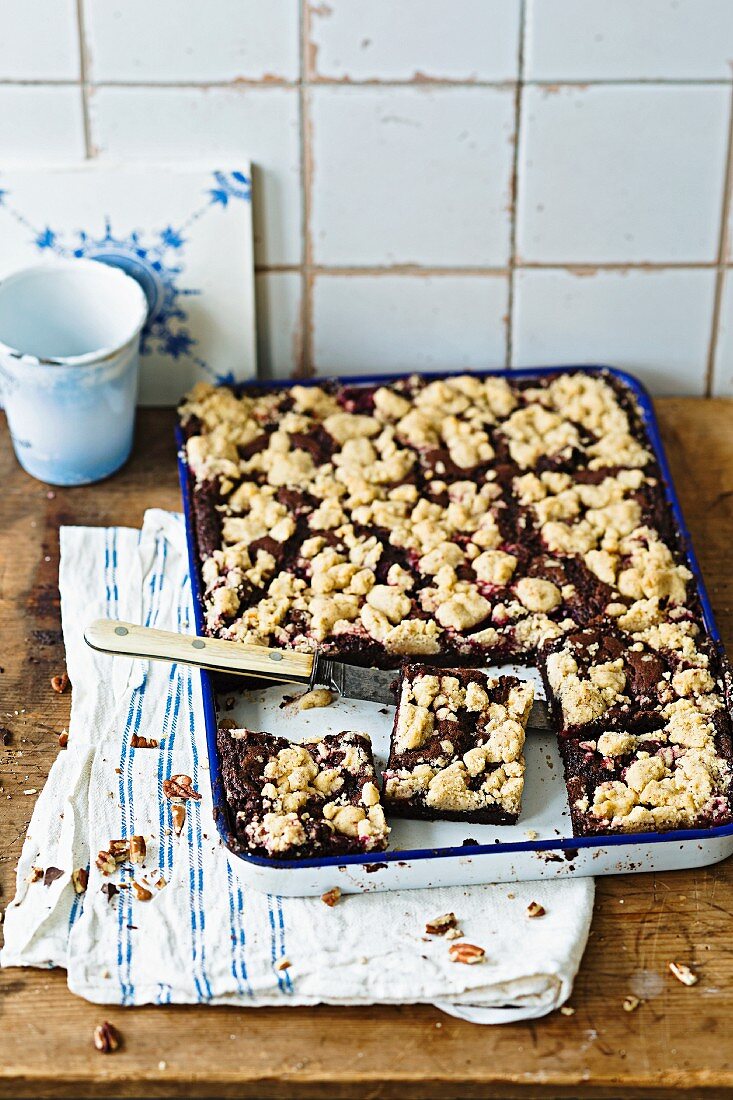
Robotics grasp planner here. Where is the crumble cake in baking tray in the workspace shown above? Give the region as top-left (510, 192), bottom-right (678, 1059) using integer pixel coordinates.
top-left (218, 726), bottom-right (390, 859)
top-left (176, 366), bottom-right (733, 895)
top-left (382, 667), bottom-right (535, 827)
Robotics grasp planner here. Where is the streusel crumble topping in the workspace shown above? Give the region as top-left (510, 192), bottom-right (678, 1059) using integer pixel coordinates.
top-left (182, 370), bottom-right (732, 838)
top-left (218, 728), bottom-right (389, 858)
top-left (383, 666), bottom-right (534, 824)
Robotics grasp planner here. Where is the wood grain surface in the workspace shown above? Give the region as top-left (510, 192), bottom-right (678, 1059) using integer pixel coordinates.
top-left (1, 401), bottom-right (733, 1100)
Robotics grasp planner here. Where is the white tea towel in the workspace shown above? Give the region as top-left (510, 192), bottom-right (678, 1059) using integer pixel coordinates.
top-left (2, 509), bottom-right (594, 1023)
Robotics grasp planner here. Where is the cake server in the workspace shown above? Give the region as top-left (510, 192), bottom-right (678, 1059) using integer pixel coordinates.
top-left (84, 618), bottom-right (551, 731)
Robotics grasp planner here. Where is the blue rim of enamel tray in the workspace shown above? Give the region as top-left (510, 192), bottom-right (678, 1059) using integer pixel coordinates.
top-left (175, 364), bottom-right (733, 869)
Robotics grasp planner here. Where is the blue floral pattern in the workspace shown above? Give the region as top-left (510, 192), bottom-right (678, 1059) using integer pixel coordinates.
top-left (0, 171), bottom-right (251, 383)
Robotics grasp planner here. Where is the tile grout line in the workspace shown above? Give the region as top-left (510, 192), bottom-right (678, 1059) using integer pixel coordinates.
top-left (505, 0), bottom-right (527, 370)
top-left (298, 0), bottom-right (315, 376)
top-left (0, 78), bottom-right (80, 86)
top-left (255, 261), bottom-right (730, 276)
top-left (299, 264), bottom-right (511, 276)
top-left (2, 77), bottom-right (730, 90)
top-left (705, 82), bottom-right (733, 396)
top-left (302, 76), bottom-right (733, 89)
top-left (255, 264), bottom-right (302, 275)
top-left (75, 0), bottom-right (93, 159)
top-left (517, 260), bottom-right (725, 271)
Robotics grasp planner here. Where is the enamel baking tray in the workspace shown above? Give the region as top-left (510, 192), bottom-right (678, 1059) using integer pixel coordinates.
top-left (176, 365), bottom-right (733, 895)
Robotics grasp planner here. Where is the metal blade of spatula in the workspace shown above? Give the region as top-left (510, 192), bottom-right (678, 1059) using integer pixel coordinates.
top-left (312, 653), bottom-right (552, 731)
top-left (84, 619), bottom-right (552, 731)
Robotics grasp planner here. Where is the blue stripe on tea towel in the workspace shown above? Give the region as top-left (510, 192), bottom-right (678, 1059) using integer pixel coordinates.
top-left (182, 587), bottom-right (213, 1001)
top-left (117, 532), bottom-right (167, 1004)
top-left (104, 518), bottom-right (295, 1006)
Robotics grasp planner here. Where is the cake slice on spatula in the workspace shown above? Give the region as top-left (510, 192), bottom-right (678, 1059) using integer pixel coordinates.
top-left (382, 665), bottom-right (535, 825)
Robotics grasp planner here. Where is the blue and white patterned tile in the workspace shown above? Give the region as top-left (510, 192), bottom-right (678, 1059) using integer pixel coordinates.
top-left (307, 0), bottom-right (521, 83)
top-left (517, 84), bottom-right (730, 265)
top-left (84, 0), bottom-right (300, 83)
top-left (525, 0), bottom-right (733, 81)
top-left (310, 86), bottom-right (515, 266)
top-left (89, 86), bottom-right (302, 268)
top-left (512, 267), bottom-right (716, 396)
top-left (0, 0), bottom-right (79, 80)
top-left (0, 164), bottom-right (256, 404)
top-left (313, 273), bottom-right (509, 375)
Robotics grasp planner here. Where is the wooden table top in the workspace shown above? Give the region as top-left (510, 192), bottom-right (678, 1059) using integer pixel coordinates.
top-left (1, 399), bottom-right (733, 1100)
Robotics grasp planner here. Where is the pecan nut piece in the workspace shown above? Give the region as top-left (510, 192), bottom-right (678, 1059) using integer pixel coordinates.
top-left (171, 803), bottom-right (186, 836)
top-left (448, 942), bottom-right (486, 965)
top-left (57, 730), bottom-right (69, 749)
top-left (93, 1021), bottom-right (120, 1053)
top-left (95, 850), bottom-right (117, 876)
top-left (321, 887), bottom-right (342, 907)
top-left (109, 839), bottom-right (131, 863)
top-left (129, 835), bottom-right (146, 865)
top-left (163, 774), bottom-right (202, 801)
top-left (97, 837), bottom-right (136, 874)
top-left (51, 672), bottom-right (70, 694)
top-left (72, 867), bottom-right (89, 894)
top-left (131, 880), bottom-right (153, 902)
top-left (526, 901), bottom-right (546, 918)
top-left (131, 734), bottom-right (159, 749)
top-left (425, 911), bottom-right (459, 936)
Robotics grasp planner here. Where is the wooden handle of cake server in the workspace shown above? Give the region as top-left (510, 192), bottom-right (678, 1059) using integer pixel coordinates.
top-left (83, 619), bottom-right (315, 685)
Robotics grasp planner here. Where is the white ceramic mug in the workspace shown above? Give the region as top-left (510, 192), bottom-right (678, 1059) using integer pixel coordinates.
top-left (0, 259), bottom-right (148, 485)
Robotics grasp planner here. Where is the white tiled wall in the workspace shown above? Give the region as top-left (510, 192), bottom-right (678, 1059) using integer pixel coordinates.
top-left (2, 0), bottom-right (733, 395)
top-left (517, 84), bottom-right (729, 265)
top-left (309, 86), bottom-right (515, 266)
top-left (313, 273), bottom-right (509, 374)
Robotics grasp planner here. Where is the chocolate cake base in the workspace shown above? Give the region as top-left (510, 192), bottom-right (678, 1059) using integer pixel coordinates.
top-left (382, 664), bottom-right (534, 825)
